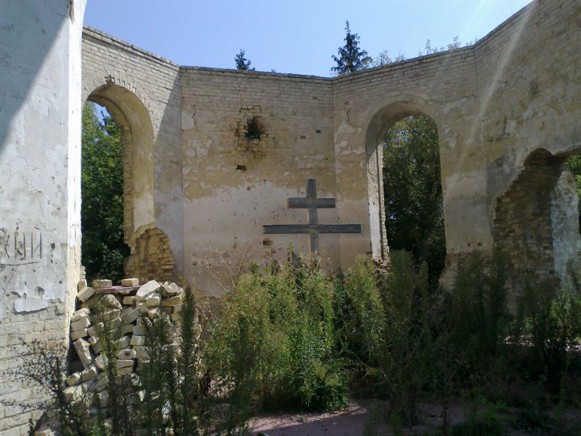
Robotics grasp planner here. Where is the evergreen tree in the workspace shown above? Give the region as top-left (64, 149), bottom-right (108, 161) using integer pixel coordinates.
top-left (331, 21), bottom-right (371, 75)
top-left (234, 49), bottom-right (254, 71)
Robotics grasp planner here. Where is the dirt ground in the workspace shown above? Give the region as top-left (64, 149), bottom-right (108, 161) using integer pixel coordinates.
top-left (248, 398), bottom-right (580, 436)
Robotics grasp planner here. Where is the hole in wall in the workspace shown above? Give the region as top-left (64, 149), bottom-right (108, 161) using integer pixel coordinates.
top-left (262, 238), bottom-right (273, 247)
top-left (245, 116), bottom-right (266, 140)
top-left (236, 165), bottom-right (247, 171)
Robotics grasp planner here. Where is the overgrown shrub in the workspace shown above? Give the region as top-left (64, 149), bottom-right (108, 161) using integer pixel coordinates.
top-left (208, 258), bottom-right (347, 413)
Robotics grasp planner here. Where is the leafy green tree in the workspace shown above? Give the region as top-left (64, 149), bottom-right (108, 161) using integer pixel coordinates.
top-left (383, 116), bottom-right (446, 283)
top-left (81, 102), bottom-right (129, 283)
top-left (234, 49), bottom-right (254, 71)
top-left (331, 21), bottom-right (371, 75)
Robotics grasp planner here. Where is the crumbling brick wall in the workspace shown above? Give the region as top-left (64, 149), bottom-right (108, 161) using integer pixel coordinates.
top-left (125, 228), bottom-right (175, 284)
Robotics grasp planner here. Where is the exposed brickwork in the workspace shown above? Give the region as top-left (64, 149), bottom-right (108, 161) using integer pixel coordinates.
top-left (125, 228), bottom-right (175, 284)
top-left (492, 150), bottom-right (565, 290)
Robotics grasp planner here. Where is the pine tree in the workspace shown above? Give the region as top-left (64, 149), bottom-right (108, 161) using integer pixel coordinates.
top-left (234, 49), bottom-right (254, 71)
top-left (331, 22), bottom-right (371, 75)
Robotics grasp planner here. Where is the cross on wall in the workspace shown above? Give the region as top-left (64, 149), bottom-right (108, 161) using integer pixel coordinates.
top-left (263, 179), bottom-right (362, 253)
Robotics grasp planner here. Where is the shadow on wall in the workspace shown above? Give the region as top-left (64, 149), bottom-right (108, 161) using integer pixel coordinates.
top-left (0, 1), bottom-right (72, 154)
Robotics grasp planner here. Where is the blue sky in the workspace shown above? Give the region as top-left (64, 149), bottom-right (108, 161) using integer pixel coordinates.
top-left (84, 0), bottom-right (533, 77)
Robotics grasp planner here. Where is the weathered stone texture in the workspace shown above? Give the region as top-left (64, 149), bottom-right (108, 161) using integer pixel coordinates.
top-left (76, 0), bottom-right (580, 294)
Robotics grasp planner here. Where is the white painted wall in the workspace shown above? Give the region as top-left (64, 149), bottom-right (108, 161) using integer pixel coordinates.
top-left (0, 0), bottom-right (86, 432)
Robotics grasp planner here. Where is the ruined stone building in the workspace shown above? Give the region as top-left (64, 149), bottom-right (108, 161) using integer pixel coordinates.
top-left (1, 0), bottom-right (580, 433)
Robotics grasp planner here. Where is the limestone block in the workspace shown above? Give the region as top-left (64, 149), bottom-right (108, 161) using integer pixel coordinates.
top-left (73, 338), bottom-right (93, 369)
top-left (66, 372), bottom-right (82, 386)
top-left (94, 355), bottom-right (108, 371)
top-left (161, 282), bottom-right (181, 297)
top-left (116, 359), bottom-right (134, 369)
top-left (117, 366), bottom-right (133, 376)
top-left (134, 280), bottom-right (161, 301)
top-left (77, 286), bottom-right (95, 303)
top-left (171, 313), bottom-right (181, 322)
top-left (63, 385), bottom-right (83, 403)
top-left (130, 335), bottom-right (145, 346)
top-left (122, 307), bottom-right (140, 324)
top-left (71, 328), bottom-right (88, 341)
top-left (100, 294), bottom-right (122, 309)
top-left (78, 280), bottom-right (88, 291)
top-left (134, 346), bottom-right (148, 360)
top-left (123, 296), bottom-right (135, 306)
top-left (93, 279), bottom-right (113, 289)
top-left (88, 323), bottom-right (103, 337)
top-left (94, 373), bottom-right (108, 392)
top-left (114, 336), bottom-right (129, 349)
top-left (146, 293), bottom-right (161, 307)
top-left (71, 317), bottom-right (91, 331)
top-left (71, 308), bottom-right (91, 322)
top-left (121, 278), bottom-right (139, 287)
top-left (81, 365), bottom-right (99, 382)
top-left (161, 294), bottom-right (183, 307)
top-left (122, 324), bottom-right (134, 334)
top-left (117, 348), bottom-right (136, 359)
top-left (133, 325), bottom-right (146, 336)
top-left (147, 309), bottom-right (160, 319)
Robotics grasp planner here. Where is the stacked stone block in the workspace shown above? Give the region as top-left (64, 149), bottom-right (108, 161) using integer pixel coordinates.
top-left (64, 278), bottom-right (200, 408)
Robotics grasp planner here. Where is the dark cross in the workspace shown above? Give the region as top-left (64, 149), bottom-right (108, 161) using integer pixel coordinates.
top-left (264, 179), bottom-right (362, 253)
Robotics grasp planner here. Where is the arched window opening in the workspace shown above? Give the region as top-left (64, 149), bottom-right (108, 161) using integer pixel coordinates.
top-left (81, 102), bottom-right (129, 283)
top-left (382, 115), bottom-right (446, 285)
top-left (493, 149), bottom-right (581, 291)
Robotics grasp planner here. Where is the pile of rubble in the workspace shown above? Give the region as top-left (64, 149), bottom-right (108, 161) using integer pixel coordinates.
top-left (64, 278), bottom-right (198, 405)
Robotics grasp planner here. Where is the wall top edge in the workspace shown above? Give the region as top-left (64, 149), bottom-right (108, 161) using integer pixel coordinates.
top-left (83, 0), bottom-right (536, 83)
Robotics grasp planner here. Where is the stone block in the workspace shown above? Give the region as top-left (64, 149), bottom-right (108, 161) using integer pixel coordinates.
top-left (94, 355), bottom-right (108, 371)
top-left (93, 279), bottom-right (113, 289)
top-left (134, 280), bottom-right (160, 301)
top-left (81, 365), bottom-right (99, 382)
top-left (71, 308), bottom-right (91, 322)
top-left (161, 294), bottom-right (183, 307)
top-left (118, 336), bottom-right (131, 349)
top-left (122, 307), bottom-right (140, 325)
top-left (77, 286), bottom-right (95, 303)
top-left (116, 359), bottom-right (134, 369)
top-left (121, 278), bottom-right (139, 287)
top-left (70, 328), bottom-right (88, 341)
top-left (100, 294), bottom-right (122, 309)
top-left (66, 372), bottom-right (82, 386)
top-left (122, 296), bottom-right (135, 306)
top-left (78, 280), bottom-right (88, 291)
top-left (145, 293), bottom-right (161, 307)
top-left (130, 335), bottom-right (145, 346)
top-left (117, 348), bottom-right (136, 359)
top-left (73, 338), bottom-right (92, 369)
top-left (71, 317), bottom-right (90, 331)
top-left (161, 282), bottom-right (181, 297)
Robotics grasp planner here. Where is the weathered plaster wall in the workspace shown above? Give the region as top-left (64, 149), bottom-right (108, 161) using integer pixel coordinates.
top-left (0, 0), bottom-right (86, 433)
top-left (180, 69), bottom-right (336, 295)
top-left (479, 0), bottom-right (581, 287)
top-left (81, 27), bottom-right (184, 280)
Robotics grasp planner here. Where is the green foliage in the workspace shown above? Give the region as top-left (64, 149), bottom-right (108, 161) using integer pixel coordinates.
top-left (331, 21), bottom-right (371, 75)
top-left (383, 116), bottom-right (446, 283)
top-left (234, 49), bottom-right (254, 71)
top-left (339, 253), bottom-right (431, 424)
top-left (81, 102), bottom-right (129, 283)
top-left (565, 155), bottom-right (581, 228)
top-left (209, 258), bottom-right (347, 413)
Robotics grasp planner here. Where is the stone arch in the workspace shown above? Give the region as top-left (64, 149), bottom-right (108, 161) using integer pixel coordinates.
top-left (492, 148), bottom-right (581, 292)
top-left (364, 99), bottom-right (444, 261)
top-left (84, 83), bottom-right (155, 249)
